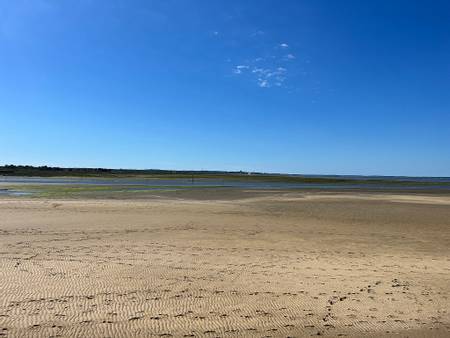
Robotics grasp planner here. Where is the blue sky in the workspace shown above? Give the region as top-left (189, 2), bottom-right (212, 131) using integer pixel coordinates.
top-left (1, 0), bottom-right (449, 176)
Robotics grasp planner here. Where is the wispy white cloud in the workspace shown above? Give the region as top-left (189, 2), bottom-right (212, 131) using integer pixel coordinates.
top-left (250, 30), bottom-right (265, 37)
top-left (258, 78), bottom-right (269, 88)
top-left (233, 65), bottom-right (250, 74)
top-left (252, 67), bottom-right (270, 76)
top-left (243, 66), bottom-right (287, 88)
top-left (232, 62), bottom-right (289, 88)
top-left (229, 37), bottom-right (298, 89)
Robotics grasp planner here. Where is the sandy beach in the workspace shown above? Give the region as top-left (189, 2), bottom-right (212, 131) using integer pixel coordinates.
top-left (0, 190), bottom-right (449, 337)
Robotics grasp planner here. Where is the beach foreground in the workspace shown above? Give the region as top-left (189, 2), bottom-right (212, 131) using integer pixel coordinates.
top-left (0, 191), bottom-right (449, 337)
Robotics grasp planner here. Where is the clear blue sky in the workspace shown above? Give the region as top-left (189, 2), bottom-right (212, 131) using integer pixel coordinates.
top-left (1, 0), bottom-right (449, 176)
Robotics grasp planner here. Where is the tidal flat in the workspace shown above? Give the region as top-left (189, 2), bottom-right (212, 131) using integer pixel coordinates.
top-left (0, 186), bottom-right (449, 337)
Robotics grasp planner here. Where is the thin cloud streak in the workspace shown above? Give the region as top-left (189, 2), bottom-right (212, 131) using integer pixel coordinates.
top-left (231, 41), bottom-right (294, 88)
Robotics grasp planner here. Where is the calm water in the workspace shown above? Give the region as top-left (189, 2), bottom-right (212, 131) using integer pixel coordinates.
top-left (0, 188), bottom-right (31, 196)
top-left (1, 175), bottom-right (450, 196)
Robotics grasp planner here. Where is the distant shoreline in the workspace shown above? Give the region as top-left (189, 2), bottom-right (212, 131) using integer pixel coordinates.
top-left (1, 165), bottom-right (449, 186)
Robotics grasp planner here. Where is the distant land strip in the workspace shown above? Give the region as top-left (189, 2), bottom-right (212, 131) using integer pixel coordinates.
top-left (1, 165), bottom-right (449, 186)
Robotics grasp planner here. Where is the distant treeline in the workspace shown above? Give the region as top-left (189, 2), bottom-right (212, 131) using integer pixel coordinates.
top-left (0, 165), bottom-right (256, 178)
top-left (0, 165), bottom-right (447, 186)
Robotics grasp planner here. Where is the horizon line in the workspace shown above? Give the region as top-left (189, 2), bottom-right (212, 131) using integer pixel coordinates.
top-left (1, 164), bottom-right (449, 179)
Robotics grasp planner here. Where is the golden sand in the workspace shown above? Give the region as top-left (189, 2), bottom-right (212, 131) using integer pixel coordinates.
top-left (0, 191), bottom-right (449, 337)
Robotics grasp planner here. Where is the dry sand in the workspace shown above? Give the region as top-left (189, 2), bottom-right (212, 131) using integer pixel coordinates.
top-left (0, 191), bottom-right (449, 337)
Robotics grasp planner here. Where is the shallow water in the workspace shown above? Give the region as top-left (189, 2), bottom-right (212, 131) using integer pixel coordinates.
top-left (0, 188), bottom-right (31, 196)
top-left (1, 175), bottom-right (450, 193)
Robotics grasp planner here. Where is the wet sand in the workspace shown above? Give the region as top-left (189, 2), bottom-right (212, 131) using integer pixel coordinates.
top-left (0, 191), bottom-right (449, 337)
